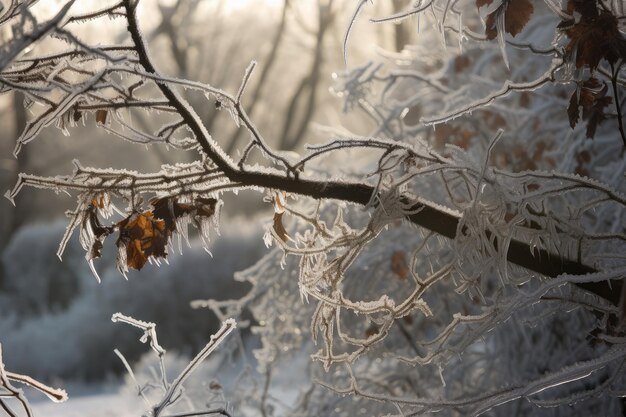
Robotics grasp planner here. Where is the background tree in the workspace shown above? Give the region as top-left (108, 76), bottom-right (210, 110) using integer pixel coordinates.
top-left (1, 0), bottom-right (625, 416)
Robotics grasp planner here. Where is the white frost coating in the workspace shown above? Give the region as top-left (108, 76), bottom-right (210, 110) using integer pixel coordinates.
top-left (1, 343), bottom-right (68, 414)
top-left (87, 259), bottom-right (102, 284)
top-left (151, 318), bottom-right (236, 416)
top-left (3, 1), bottom-right (626, 416)
top-left (111, 313), bottom-right (166, 357)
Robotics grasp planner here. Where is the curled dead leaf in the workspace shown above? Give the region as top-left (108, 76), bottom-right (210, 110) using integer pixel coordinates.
top-left (117, 211), bottom-right (167, 270)
top-left (273, 211), bottom-right (289, 242)
top-left (95, 109), bottom-right (107, 125)
top-left (150, 196), bottom-right (217, 231)
top-left (84, 204), bottom-right (114, 260)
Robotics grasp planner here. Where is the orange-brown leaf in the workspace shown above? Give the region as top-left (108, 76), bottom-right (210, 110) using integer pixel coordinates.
top-left (95, 109), bottom-right (107, 125)
top-left (126, 239), bottom-right (147, 270)
top-left (391, 250), bottom-right (410, 280)
top-left (117, 211), bottom-right (168, 270)
top-left (91, 194), bottom-right (107, 209)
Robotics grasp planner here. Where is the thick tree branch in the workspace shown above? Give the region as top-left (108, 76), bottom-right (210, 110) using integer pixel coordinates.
top-left (123, 0), bottom-right (619, 306)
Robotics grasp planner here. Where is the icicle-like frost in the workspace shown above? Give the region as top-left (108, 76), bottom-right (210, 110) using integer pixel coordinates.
top-left (496, 12), bottom-right (509, 70)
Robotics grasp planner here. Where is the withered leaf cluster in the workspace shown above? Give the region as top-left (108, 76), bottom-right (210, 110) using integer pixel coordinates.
top-left (560, 0), bottom-right (626, 71)
top-left (568, 78), bottom-right (613, 139)
top-left (84, 196), bottom-right (218, 272)
top-left (117, 211), bottom-right (168, 270)
top-left (475, 0), bottom-right (626, 142)
top-left (477, 0), bottom-right (534, 40)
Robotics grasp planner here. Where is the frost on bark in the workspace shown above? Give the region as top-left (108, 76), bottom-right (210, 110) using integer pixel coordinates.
top-left (1, 0), bottom-right (626, 416)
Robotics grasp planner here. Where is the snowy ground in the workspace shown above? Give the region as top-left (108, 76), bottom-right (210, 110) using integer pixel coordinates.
top-left (31, 390), bottom-right (146, 417)
top-left (26, 345), bottom-right (310, 417)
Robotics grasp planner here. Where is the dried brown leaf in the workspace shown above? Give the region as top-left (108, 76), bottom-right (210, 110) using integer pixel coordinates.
top-left (454, 55), bottom-right (471, 73)
top-left (484, 0), bottom-right (534, 40)
top-left (476, 0), bottom-right (494, 7)
top-left (95, 109), bottom-right (107, 125)
top-left (117, 211), bottom-right (167, 270)
top-left (564, 10), bottom-right (626, 71)
top-left (195, 197), bottom-right (217, 218)
top-left (391, 250), bottom-right (410, 280)
top-left (273, 212), bottom-right (289, 242)
top-left (504, 0), bottom-right (533, 37)
top-left (150, 196), bottom-right (217, 233)
top-left (485, 12), bottom-right (498, 40)
top-left (568, 78), bottom-right (613, 139)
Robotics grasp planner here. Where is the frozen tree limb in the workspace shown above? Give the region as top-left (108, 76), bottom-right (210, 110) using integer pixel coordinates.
top-left (0, 344), bottom-right (67, 417)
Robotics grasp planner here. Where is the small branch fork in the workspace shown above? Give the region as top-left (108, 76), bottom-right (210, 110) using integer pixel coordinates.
top-left (112, 313), bottom-right (236, 417)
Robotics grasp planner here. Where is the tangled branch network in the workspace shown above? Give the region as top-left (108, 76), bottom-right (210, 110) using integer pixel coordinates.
top-left (1, 0), bottom-right (626, 415)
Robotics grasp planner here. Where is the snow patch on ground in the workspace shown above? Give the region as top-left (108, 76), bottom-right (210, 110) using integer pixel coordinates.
top-left (31, 389), bottom-right (144, 417)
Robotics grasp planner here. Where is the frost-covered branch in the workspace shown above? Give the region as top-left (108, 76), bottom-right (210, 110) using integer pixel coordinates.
top-left (113, 313), bottom-right (236, 417)
top-left (0, 344), bottom-right (67, 417)
top-left (2, 0), bottom-right (626, 415)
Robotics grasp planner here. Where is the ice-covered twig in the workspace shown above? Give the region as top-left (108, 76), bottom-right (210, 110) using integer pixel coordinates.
top-left (422, 61), bottom-right (563, 126)
top-left (152, 319), bottom-right (236, 416)
top-left (0, 344), bottom-right (68, 417)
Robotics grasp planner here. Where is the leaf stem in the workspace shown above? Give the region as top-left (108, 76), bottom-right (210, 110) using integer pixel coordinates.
top-left (610, 61), bottom-right (626, 150)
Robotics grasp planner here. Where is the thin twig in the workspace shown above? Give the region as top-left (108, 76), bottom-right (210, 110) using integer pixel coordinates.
top-left (610, 61), bottom-right (626, 149)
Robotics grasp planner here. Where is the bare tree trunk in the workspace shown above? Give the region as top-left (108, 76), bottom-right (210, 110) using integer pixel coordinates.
top-left (278, 0), bottom-right (335, 151)
top-left (226, 0), bottom-right (290, 154)
top-left (392, 0), bottom-right (413, 52)
top-left (151, 0), bottom-right (187, 75)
